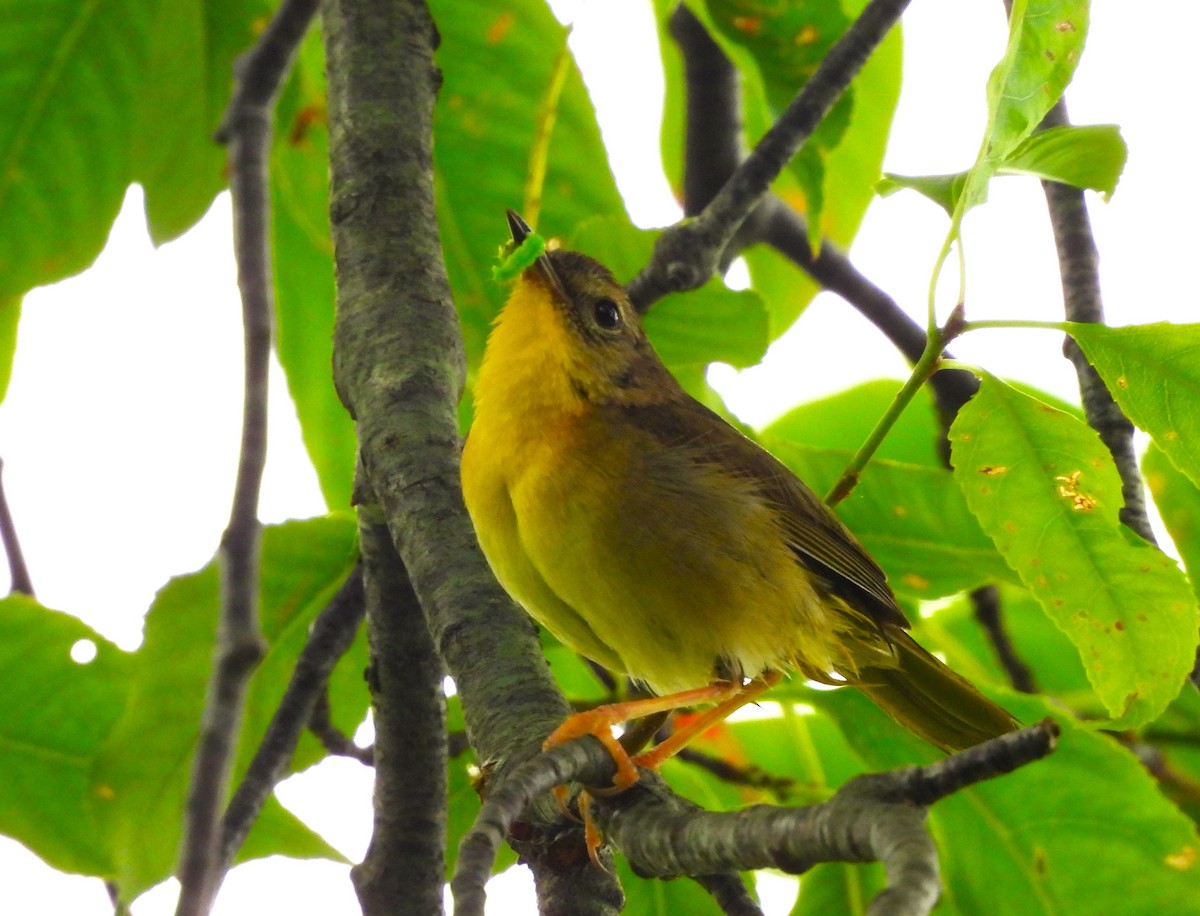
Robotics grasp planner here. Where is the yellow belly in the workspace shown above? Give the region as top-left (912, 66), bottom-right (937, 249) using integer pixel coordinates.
top-left (462, 409), bottom-right (847, 695)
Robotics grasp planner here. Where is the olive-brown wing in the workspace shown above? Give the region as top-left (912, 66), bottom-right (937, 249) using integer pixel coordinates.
top-left (611, 395), bottom-right (909, 630)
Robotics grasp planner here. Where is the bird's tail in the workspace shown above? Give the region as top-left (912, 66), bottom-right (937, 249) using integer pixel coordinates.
top-left (854, 627), bottom-right (1017, 753)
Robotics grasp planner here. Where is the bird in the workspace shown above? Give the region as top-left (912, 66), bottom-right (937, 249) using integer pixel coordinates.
top-left (461, 210), bottom-right (1016, 791)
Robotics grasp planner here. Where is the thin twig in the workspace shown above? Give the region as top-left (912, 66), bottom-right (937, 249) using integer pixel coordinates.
top-left (969, 585), bottom-right (1037, 693)
top-left (309, 687), bottom-right (374, 765)
top-left (216, 564), bottom-right (366, 877)
top-left (176, 2), bottom-right (318, 913)
top-left (0, 457), bottom-right (33, 596)
top-left (628, 0), bottom-right (912, 309)
top-left (676, 746), bottom-right (796, 797)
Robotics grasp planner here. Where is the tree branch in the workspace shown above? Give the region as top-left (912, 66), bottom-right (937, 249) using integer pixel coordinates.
top-left (0, 457), bottom-right (33, 596)
top-left (309, 687), bottom-right (374, 766)
top-left (322, 0), bottom-right (620, 910)
top-left (351, 521), bottom-right (447, 914)
top-left (628, 0), bottom-right (911, 309)
top-left (176, 2), bottom-right (317, 912)
top-left (454, 721), bottom-right (1058, 916)
top-left (664, 6), bottom-right (979, 423)
top-left (1038, 102), bottom-right (1153, 544)
top-left (216, 563), bottom-right (366, 877)
top-left (969, 585), bottom-right (1038, 694)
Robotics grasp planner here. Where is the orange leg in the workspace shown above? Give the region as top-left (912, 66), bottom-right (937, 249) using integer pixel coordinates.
top-left (630, 671), bottom-right (782, 771)
top-left (542, 673), bottom-right (782, 865)
top-left (542, 680), bottom-right (749, 790)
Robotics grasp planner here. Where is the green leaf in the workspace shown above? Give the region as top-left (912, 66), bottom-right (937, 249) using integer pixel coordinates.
top-left (433, 0), bottom-right (627, 376)
top-left (764, 442), bottom-right (1016, 600)
top-left (0, 0), bottom-right (270, 297)
top-left (568, 217), bottom-right (769, 372)
top-left (881, 124), bottom-right (1126, 215)
top-left (1069, 322), bottom-right (1200, 489)
top-left (1002, 124), bottom-right (1126, 198)
top-left (950, 374), bottom-right (1196, 728)
top-left (91, 515), bottom-right (358, 901)
top-left (816, 688), bottom-right (1200, 914)
top-left (0, 297), bottom-right (19, 403)
top-left (1145, 443), bottom-right (1200, 600)
top-left (134, 0), bottom-right (274, 243)
top-left (877, 171), bottom-right (969, 217)
top-left (960, 0), bottom-right (1090, 213)
top-left (0, 0), bottom-right (151, 299)
top-left (0, 596), bottom-right (130, 877)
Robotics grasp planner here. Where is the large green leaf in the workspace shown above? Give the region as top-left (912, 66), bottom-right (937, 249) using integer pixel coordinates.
top-left (958, 0), bottom-right (1090, 214)
top-left (615, 852), bottom-right (726, 915)
top-left (814, 688), bottom-right (1200, 915)
top-left (88, 515), bottom-right (360, 902)
top-left (1070, 322), bottom-right (1200, 489)
top-left (0, 596), bottom-right (130, 877)
top-left (950, 375), bottom-right (1196, 728)
top-left (1, 0), bottom-right (154, 299)
top-left (0, 0), bottom-right (274, 300)
top-left (434, 0), bottom-right (628, 376)
top-left (0, 533), bottom-right (362, 903)
top-left (135, 0), bottom-right (275, 242)
top-left (1002, 123), bottom-right (1126, 197)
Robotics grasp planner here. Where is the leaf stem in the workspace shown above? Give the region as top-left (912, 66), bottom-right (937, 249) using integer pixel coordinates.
top-left (959, 318), bottom-right (1072, 334)
top-left (825, 308), bottom-right (963, 506)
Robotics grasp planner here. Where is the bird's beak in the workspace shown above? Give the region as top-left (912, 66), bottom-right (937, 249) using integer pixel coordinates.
top-left (506, 209), bottom-right (568, 302)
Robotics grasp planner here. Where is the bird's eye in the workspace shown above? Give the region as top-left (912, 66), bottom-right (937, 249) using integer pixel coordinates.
top-left (593, 297), bottom-right (622, 330)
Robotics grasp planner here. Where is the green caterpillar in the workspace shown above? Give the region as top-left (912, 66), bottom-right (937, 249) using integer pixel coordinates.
top-left (492, 231), bottom-right (547, 282)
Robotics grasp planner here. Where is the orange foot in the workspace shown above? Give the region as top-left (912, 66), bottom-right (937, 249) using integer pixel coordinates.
top-left (541, 673), bottom-right (782, 864)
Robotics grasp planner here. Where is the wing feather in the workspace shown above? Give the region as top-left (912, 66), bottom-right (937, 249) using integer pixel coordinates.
top-left (608, 395), bottom-right (909, 630)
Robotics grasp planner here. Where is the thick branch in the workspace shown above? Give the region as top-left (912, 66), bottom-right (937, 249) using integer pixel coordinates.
top-left (0, 457), bottom-right (33, 596)
top-left (176, 2), bottom-right (316, 911)
top-left (321, 0), bottom-right (619, 910)
top-left (217, 564), bottom-right (366, 874)
top-left (628, 0), bottom-right (911, 308)
top-left (455, 722), bottom-right (1057, 916)
top-left (666, 8), bottom-right (978, 422)
top-left (669, 4), bottom-right (741, 219)
top-left (351, 522), bottom-right (447, 914)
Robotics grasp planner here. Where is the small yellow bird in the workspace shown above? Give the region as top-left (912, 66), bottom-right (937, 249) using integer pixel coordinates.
top-left (461, 211), bottom-right (1015, 784)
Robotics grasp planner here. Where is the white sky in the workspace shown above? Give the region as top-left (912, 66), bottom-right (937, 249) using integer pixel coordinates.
top-left (2, 0), bottom-right (1197, 912)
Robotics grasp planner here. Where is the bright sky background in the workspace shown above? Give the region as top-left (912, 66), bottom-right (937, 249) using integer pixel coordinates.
top-left (2, 0), bottom-right (1197, 912)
